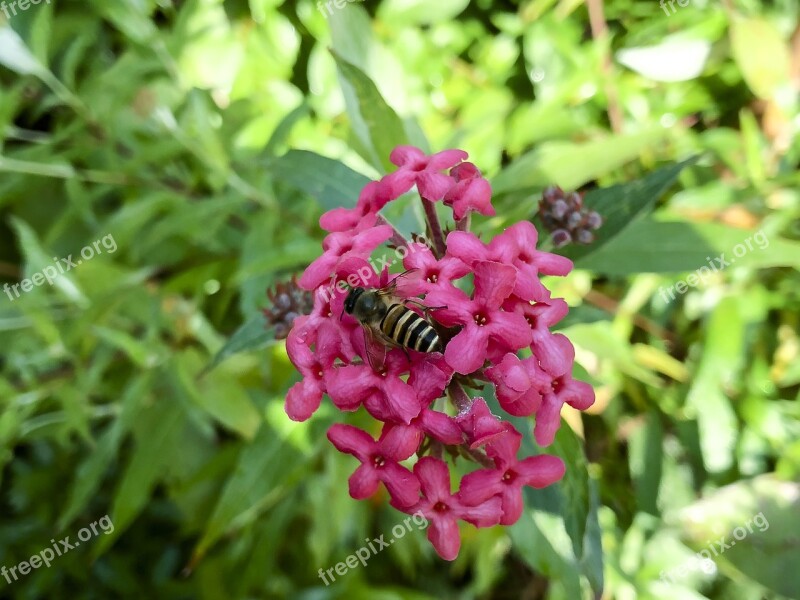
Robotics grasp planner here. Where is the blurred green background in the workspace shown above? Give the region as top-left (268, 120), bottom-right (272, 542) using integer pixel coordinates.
top-left (1, 0), bottom-right (799, 598)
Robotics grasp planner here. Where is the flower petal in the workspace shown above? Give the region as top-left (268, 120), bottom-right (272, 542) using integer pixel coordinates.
top-left (327, 423), bottom-right (375, 459)
top-left (499, 486), bottom-right (523, 525)
top-left (414, 456), bottom-right (452, 502)
top-left (473, 261), bottom-right (517, 307)
top-left (348, 463), bottom-right (380, 500)
top-left (285, 379), bottom-right (323, 422)
top-left (458, 469), bottom-right (503, 506)
top-left (444, 325), bottom-right (489, 375)
top-left (379, 462), bottom-right (421, 508)
top-left (427, 516), bottom-right (461, 561)
top-left (515, 454), bottom-right (566, 488)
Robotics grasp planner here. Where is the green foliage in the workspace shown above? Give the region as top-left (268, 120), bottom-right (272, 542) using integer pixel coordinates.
top-left (1, 0), bottom-right (799, 598)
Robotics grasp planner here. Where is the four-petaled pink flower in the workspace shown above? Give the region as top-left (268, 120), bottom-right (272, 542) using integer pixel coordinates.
top-left (328, 424), bottom-right (421, 508)
top-left (404, 457), bottom-right (502, 560)
top-left (326, 349), bottom-right (421, 424)
top-left (455, 397), bottom-right (507, 449)
top-left (299, 219), bottom-right (393, 290)
top-left (285, 321), bottom-right (350, 421)
top-left (319, 180), bottom-right (393, 233)
top-left (402, 243), bottom-right (471, 296)
top-left (383, 146), bottom-right (468, 200)
top-left (485, 353), bottom-right (550, 417)
top-left (443, 162), bottom-right (495, 221)
top-left (427, 261), bottom-right (532, 374)
top-left (460, 424), bottom-right (566, 525)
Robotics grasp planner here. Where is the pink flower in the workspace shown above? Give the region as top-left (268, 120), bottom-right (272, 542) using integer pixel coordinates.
top-left (447, 224), bottom-right (572, 302)
top-left (427, 261), bottom-right (531, 374)
top-left (319, 180), bottom-right (393, 233)
top-left (459, 425), bottom-right (565, 525)
top-left (284, 321), bottom-right (349, 421)
top-left (325, 349), bottom-right (421, 424)
top-left (298, 220), bottom-right (393, 290)
top-left (402, 244), bottom-right (471, 296)
top-left (485, 353), bottom-right (550, 417)
top-left (328, 424), bottom-right (421, 508)
top-left (535, 380), bottom-right (595, 447)
top-left (501, 296), bottom-right (570, 377)
top-left (493, 222), bottom-right (573, 301)
top-left (443, 162), bottom-right (495, 220)
top-left (406, 457), bottom-right (502, 560)
top-left (455, 398), bottom-right (507, 449)
top-left (382, 146), bottom-right (467, 200)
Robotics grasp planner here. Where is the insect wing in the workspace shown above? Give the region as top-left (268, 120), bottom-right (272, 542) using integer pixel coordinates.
top-left (360, 324), bottom-right (389, 371)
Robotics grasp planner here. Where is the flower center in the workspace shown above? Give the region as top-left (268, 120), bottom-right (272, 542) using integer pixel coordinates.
top-left (427, 272), bottom-right (439, 283)
top-left (473, 313), bottom-right (488, 326)
top-left (552, 378), bottom-right (563, 393)
top-left (433, 501), bottom-right (448, 513)
top-left (502, 470), bottom-right (516, 483)
top-left (339, 243), bottom-right (352, 253)
top-left (525, 315), bottom-right (536, 328)
top-left (373, 455), bottom-right (386, 468)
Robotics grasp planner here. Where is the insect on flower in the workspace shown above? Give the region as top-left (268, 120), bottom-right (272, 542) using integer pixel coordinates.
top-left (343, 271), bottom-right (445, 369)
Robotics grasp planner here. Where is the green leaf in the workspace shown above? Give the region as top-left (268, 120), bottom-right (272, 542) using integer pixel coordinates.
top-left (685, 296), bottom-right (742, 473)
top-left (576, 218), bottom-right (800, 275)
top-left (94, 395), bottom-right (187, 555)
top-left (729, 17), bottom-right (791, 101)
top-left (492, 129), bottom-right (668, 194)
top-left (192, 415), bottom-right (323, 559)
top-left (58, 374), bottom-right (151, 530)
top-left (204, 314), bottom-right (275, 374)
top-left (175, 349), bottom-right (262, 440)
top-left (8, 216), bottom-right (87, 305)
top-left (377, 0), bottom-right (470, 25)
top-left (265, 149), bottom-right (371, 211)
top-left (560, 157), bottom-right (698, 264)
top-left (677, 475), bottom-right (800, 598)
top-left (628, 411), bottom-right (664, 515)
top-left (331, 51), bottom-right (409, 174)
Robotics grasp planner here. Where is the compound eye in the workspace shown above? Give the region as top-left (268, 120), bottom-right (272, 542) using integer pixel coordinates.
top-left (361, 295), bottom-right (376, 312)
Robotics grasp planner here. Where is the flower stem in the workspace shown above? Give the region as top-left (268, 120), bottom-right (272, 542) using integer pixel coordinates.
top-left (455, 214), bottom-right (471, 232)
top-left (420, 197), bottom-right (447, 258)
top-left (447, 380), bottom-right (473, 413)
top-left (376, 214), bottom-right (409, 249)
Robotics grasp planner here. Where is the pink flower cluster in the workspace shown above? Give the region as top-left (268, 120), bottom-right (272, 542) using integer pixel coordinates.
top-left (284, 145), bottom-right (594, 560)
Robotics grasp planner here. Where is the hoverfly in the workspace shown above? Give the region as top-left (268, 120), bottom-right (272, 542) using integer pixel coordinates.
top-left (343, 273), bottom-right (443, 368)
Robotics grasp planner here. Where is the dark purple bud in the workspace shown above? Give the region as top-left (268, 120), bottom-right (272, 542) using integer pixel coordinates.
top-left (264, 276), bottom-right (314, 340)
top-left (567, 192), bottom-right (583, 209)
top-left (567, 211), bottom-right (583, 228)
top-left (575, 229), bottom-right (594, 244)
top-left (551, 199), bottom-right (569, 219)
top-left (586, 211), bottom-right (603, 229)
top-left (551, 229), bottom-right (572, 247)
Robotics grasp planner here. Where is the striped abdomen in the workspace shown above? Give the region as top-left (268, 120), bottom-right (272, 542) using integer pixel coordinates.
top-left (380, 304), bottom-right (441, 353)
